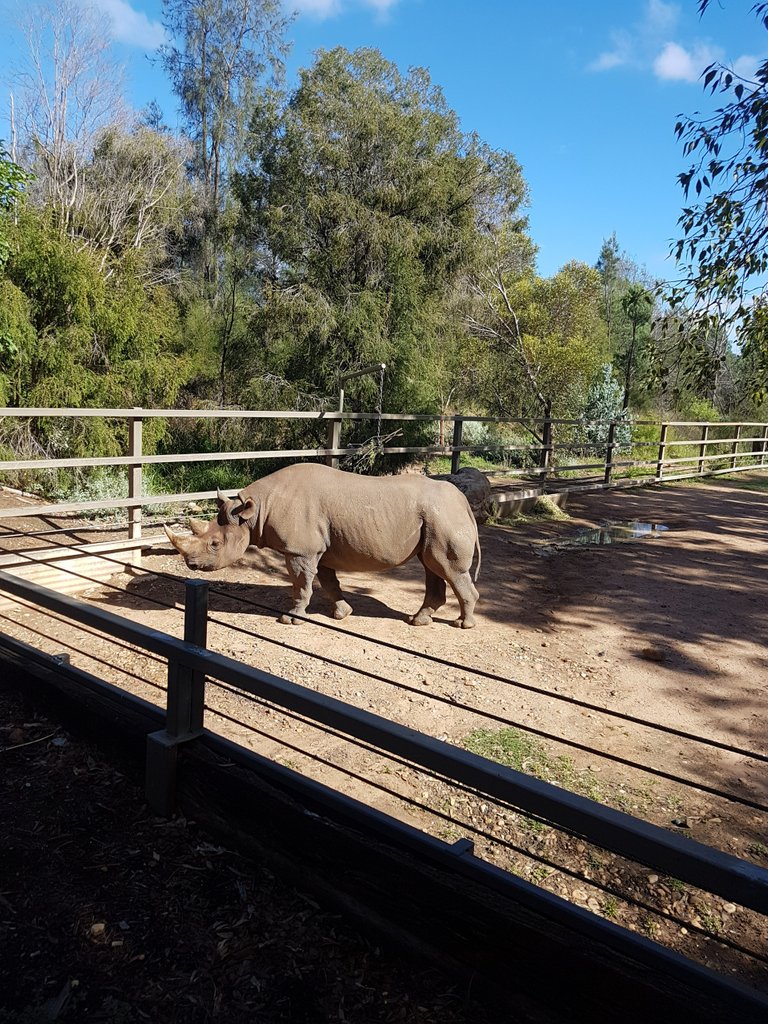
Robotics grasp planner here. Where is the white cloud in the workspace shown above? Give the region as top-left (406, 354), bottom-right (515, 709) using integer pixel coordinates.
top-left (96, 0), bottom-right (166, 48)
top-left (293, 0), bottom-right (399, 20)
top-left (653, 41), bottom-right (720, 82)
top-left (732, 54), bottom-right (761, 82)
top-left (645, 0), bottom-right (679, 34)
top-left (292, 0), bottom-right (342, 16)
top-left (589, 0), bottom-right (680, 73)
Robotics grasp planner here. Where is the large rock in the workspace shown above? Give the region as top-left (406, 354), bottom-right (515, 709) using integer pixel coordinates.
top-left (431, 467), bottom-right (492, 522)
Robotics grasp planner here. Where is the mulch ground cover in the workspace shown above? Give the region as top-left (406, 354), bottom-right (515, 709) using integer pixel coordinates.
top-left (0, 684), bottom-right (519, 1024)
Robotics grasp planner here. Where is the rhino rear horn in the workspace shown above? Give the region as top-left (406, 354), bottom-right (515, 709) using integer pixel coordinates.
top-left (188, 518), bottom-right (207, 536)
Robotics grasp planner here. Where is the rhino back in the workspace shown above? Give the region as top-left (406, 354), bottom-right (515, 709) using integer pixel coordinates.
top-left (244, 464), bottom-right (471, 570)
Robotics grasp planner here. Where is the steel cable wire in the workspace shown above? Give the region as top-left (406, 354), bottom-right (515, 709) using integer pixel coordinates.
top-left (204, 683), bottom-right (768, 968)
top-left (2, 519), bottom-right (765, 768)
top-left (1, 520), bottom-right (766, 795)
top-left (0, 611), bottom-right (166, 690)
top-left (205, 616), bottom-right (768, 815)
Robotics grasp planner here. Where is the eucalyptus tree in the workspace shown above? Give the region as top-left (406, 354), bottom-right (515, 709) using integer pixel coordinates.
top-left (160, 0), bottom-right (290, 289)
top-left (11, 0), bottom-right (125, 236)
top-left (672, 1), bottom-right (768, 378)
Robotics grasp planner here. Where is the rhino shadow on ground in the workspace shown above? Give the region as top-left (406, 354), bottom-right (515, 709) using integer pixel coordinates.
top-left (97, 549), bottom-right (415, 625)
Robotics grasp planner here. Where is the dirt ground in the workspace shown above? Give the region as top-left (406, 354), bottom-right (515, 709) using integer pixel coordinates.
top-left (0, 475), bottom-right (767, 989)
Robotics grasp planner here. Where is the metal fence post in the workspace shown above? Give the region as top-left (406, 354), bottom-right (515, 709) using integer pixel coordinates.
top-left (656, 424), bottom-right (668, 480)
top-left (603, 421), bottom-right (617, 486)
top-left (146, 579), bottom-right (209, 816)
top-left (326, 416), bottom-right (342, 469)
top-left (451, 418), bottom-right (463, 475)
top-left (762, 425), bottom-right (768, 466)
top-left (698, 424), bottom-right (709, 476)
top-left (128, 410), bottom-right (143, 542)
top-left (731, 424), bottom-right (742, 470)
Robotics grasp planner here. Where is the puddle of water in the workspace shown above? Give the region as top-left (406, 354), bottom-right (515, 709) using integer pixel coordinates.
top-left (534, 521), bottom-right (670, 557)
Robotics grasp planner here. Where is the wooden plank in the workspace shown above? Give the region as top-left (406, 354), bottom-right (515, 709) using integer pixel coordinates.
top-left (0, 538), bottom-right (154, 611)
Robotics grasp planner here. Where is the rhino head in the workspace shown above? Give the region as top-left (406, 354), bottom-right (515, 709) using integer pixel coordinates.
top-left (164, 488), bottom-right (258, 572)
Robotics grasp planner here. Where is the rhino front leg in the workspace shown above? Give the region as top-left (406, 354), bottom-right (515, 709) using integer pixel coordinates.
top-left (409, 561), bottom-right (446, 626)
top-left (317, 565), bottom-right (353, 620)
top-left (280, 554), bottom-right (319, 624)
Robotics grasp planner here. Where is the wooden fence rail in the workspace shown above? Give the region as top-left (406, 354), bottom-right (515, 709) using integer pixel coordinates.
top-left (1, 407), bottom-right (767, 529)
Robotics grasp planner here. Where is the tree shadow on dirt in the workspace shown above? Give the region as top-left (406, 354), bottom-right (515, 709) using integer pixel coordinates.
top-left (477, 481), bottom-right (768, 752)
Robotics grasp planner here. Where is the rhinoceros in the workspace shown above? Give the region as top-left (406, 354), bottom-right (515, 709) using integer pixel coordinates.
top-left (164, 463), bottom-right (481, 628)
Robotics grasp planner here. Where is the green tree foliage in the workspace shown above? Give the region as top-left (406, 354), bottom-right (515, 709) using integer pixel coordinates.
top-left (672, 1), bottom-right (768, 367)
top-left (235, 47), bottom-right (526, 425)
top-left (74, 124), bottom-right (192, 279)
top-left (467, 231), bottom-right (607, 421)
top-left (0, 210), bottom-right (189, 454)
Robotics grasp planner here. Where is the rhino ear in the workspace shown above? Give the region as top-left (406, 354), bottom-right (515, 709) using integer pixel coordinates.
top-left (232, 496), bottom-right (258, 524)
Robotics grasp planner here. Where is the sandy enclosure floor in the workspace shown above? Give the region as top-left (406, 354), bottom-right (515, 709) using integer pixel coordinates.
top-left (0, 476), bottom-right (767, 987)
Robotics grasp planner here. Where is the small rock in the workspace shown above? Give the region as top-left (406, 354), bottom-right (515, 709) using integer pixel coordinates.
top-left (648, 874), bottom-right (659, 884)
top-left (640, 646), bottom-right (667, 662)
top-left (89, 923), bottom-right (106, 938)
top-left (722, 903), bottom-right (737, 914)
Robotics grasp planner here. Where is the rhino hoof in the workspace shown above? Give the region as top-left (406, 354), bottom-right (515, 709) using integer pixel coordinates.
top-left (452, 618), bottom-right (476, 629)
top-left (333, 601), bottom-right (353, 620)
top-left (278, 613), bottom-right (297, 625)
top-left (409, 611), bottom-right (433, 626)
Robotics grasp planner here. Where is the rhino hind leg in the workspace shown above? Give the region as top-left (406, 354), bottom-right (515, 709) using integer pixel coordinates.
top-left (409, 562), bottom-right (446, 626)
top-left (280, 554), bottom-right (320, 625)
top-left (447, 569), bottom-right (479, 629)
top-left (317, 565), bottom-right (353, 620)
top-left (419, 548), bottom-right (478, 629)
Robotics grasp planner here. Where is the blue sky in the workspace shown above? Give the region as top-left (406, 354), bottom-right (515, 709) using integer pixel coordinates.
top-left (0, 0), bottom-right (763, 280)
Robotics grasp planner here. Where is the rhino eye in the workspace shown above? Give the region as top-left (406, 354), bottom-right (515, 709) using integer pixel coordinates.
top-left (209, 537), bottom-right (221, 550)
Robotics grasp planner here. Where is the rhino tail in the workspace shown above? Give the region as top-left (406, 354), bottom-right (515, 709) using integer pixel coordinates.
top-left (472, 521), bottom-right (481, 582)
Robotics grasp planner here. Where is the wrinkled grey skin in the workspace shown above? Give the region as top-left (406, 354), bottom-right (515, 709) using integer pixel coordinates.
top-left (165, 463), bottom-right (481, 628)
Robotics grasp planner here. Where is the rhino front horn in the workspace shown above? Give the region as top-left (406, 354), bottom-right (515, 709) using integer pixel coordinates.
top-left (164, 524), bottom-right (193, 554)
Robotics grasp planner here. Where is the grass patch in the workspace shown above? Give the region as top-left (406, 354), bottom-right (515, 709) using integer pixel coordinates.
top-left (489, 495), bottom-right (571, 528)
top-left (462, 727), bottom-right (600, 801)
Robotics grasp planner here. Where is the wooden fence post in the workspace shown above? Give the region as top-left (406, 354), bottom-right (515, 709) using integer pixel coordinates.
top-left (325, 416), bottom-right (342, 469)
top-left (731, 424), bottom-right (742, 470)
top-left (698, 424), bottom-right (709, 476)
top-left (539, 406), bottom-right (553, 487)
top-left (656, 424), bottom-right (668, 480)
top-left (603, 421), bottom-right (617, 486)
top-left (128, 410), bottom-right (143, 541)
top-left (451, 418), bottom-right (463, 475)
top-left (146, 579), bottom-right (209, 816)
